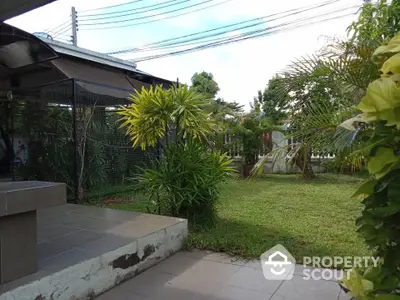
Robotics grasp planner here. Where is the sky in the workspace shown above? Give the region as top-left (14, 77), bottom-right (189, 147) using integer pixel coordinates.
top-left (7, 0), bottom-right (363, 110)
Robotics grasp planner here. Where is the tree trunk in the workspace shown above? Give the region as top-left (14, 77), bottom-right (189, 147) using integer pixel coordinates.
top-left (295, 147), bottom-right (315, 180)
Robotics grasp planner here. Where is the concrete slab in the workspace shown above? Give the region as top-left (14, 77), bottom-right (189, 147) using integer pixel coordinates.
top-left (0, 204), bottom-right (187, 300)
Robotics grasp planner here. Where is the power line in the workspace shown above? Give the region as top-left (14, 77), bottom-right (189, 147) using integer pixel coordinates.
top-left (80, 0), bottom-right (191, 21)
top-left (79, 0), bottom-right (146, 13)
top-left (133, 11), bottom-right (358, 62)
top-left (79, 0), bottom-right (235, 30)
top-left (45, 20), bottom-right (71, 35)
top-left (79, 0), bottom-right (188, 18)
top-left (42, 19), bottom-right (70, 33)
top-left (50, 24), bottom-right (72, 37)
top-left (106, 0), bottom-right (343, 55)
top-left (79, 0), bottom-right (216, 26)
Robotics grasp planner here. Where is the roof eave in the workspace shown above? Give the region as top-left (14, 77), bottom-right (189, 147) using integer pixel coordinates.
top-left (40, 38), bottom-right (138, 71)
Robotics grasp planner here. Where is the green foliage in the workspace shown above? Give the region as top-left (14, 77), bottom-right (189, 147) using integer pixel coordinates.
top-left (340, 33), bottom-right (400, 300)
top-left (16, 104), bottom-right (75, 191)
top-left (191, 71), bottom-right (220, 99)
top-left (348, 0), bottom-right (400, 49)
top-left (135, 140), bottom-right (235, 225)
top-left (119, 85), bottom-right (213, 150)
top-left (255, 75), bottom-right (289, 125)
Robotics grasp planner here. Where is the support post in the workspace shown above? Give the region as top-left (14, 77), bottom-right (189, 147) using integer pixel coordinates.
top-left (71, 79), bottom-right (78, 203)
top-left (71, 6), bottom-right (78, 46)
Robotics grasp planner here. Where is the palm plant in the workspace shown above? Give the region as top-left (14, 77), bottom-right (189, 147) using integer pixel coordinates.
top-left (251, 0), bottom-right (400, 179)
top-left (118, 84), bottom-right (213, 150)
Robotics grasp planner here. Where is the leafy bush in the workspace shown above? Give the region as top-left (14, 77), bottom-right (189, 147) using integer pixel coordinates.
top-left (118, 85), bottom-right (213, 150)
top-left (135, 140), bottom-right (235, 225)
top-left (340, 34), bottom-right (400, 299)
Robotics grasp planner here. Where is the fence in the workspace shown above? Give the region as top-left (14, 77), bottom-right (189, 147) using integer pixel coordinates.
top-left (220, 132), bottom-right (272, 159)
top-left (0, 79), bottom-right (157, 201)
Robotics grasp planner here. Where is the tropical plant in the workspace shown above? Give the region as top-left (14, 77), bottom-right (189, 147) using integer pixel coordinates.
top-left (135, 139), bottom-right (235, 224)
top-left (119, 84), bottom-right (235, 224)
top-left (339, 33), bottom-right (400, 300)
top-left (119, 84), bottom-right (213, 150)
top-left (251, 0), bottom-right (400, 179)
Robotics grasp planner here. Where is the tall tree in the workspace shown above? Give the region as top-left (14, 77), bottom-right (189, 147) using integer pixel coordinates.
top-left (254, 75), bottom-right (290, 125)
top-left (191, 71), bottom-right (220, 99)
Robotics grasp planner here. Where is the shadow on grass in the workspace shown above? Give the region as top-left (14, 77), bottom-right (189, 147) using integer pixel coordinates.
top-left (185, 216), bottom-right (362, 265)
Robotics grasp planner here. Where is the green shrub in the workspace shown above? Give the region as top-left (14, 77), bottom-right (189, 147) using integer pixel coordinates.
top-left (136, 140), bottom-right (235, 225)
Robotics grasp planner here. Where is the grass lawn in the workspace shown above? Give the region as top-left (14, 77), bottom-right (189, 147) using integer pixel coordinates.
top-left (94, 173), bottom-right (369, 262)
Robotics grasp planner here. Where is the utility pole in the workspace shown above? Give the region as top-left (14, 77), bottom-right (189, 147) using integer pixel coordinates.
top-left (71, 6), bottom-right (78, 46)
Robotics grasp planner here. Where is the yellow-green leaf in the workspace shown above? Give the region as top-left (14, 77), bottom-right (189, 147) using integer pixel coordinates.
top-left (378, 107), bottom-right (400, 129)
top-left (351, 178), bottom-right (378, 198)
top-left (368, 147), bottom-right (398, 175)
top-left (374, 33), bottom-right (400, 56)
top-left (357, 78), bottom-right (400, 113)
top-left (380, 53), bottom-right (400, 78)
top-left (339, 114), bottom-right (369, 131)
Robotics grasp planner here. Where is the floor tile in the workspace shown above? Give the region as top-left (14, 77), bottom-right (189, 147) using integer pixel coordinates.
top-left (114, 268), bottom-right (177, 297)
top-left (40, 248), bottom-right (94, 272)
top-left (77, 235), bottom-right (132, 256)
top-left (273, 274), bottom-right (341, 300)
top-left (227, 265), bottom-right (282, 294)
top-left (243, 259), bottom-right (263, 270)
top-left (151, 253), bottom-right (201, 275)
top-left (37, 224), bottom-right (79, 241)
top-left (181, 250), bottom-right (246, 266)
top-left (179, 258), bottom-right (241, 282)
top-left (217, 285), bottom-right (272, 300)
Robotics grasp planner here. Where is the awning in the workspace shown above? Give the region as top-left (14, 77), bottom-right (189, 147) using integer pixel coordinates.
top-left (51, 57), bottom-right (150, 99)
top-left (0, 23), bottom-right (58, 69)
top-left (0, 0), bottom-right (56, 21)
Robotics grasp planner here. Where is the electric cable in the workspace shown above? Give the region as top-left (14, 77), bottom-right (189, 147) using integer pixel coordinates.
top-left (79, 0), bottom-right (216, 26)
top-left (79, 0), bottom-right (235, 30)
top-left (106, 0), bottom-right (346, 55)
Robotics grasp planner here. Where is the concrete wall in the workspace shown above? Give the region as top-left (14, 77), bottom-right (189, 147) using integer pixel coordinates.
top-left (0, 220), bottom-right (188, 300)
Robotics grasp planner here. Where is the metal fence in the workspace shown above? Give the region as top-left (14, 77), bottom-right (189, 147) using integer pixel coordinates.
top-left (0, 79), bottom-right (157, 201)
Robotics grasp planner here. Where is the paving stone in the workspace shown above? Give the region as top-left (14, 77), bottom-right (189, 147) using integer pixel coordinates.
top-left (94, 253), bottom-right (346, 300)
top-left (273, 274), bottom-right (341, 300)
top-left (227, 265), bottom-right (282, 294)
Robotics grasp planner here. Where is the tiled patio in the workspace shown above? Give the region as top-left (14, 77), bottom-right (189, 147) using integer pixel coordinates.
top-left (96, 250), bottom-right (352, 300)
top-left (0, 204), bottom-right (187, 300)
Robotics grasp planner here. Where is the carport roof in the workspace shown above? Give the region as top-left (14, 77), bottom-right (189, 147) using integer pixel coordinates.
top-left (0, 0), bottom-right (56, 21)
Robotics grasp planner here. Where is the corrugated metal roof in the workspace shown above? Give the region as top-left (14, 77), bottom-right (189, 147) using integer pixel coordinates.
top-left (40, 38), bottom-right (139, 71)
top-left (40, 39), bottom-right (173, 85)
